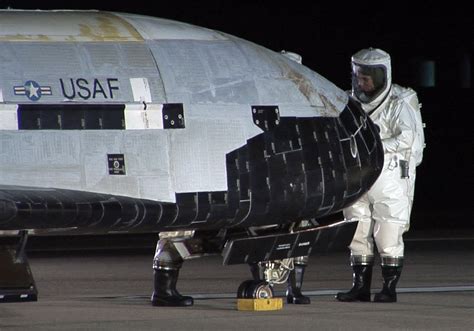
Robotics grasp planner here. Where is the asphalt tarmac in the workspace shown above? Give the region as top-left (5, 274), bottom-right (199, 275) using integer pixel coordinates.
top-left (0, 232), bottom-right (473, 330)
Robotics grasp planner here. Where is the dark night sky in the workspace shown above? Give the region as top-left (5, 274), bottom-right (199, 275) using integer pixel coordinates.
top-left (1, 1), bottom-right (473, 229)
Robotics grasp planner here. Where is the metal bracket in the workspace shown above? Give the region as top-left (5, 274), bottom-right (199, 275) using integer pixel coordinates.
top-left (251, 105), bottom-right (280, 131)
top-left (162, 103), bottom-right (185, 129)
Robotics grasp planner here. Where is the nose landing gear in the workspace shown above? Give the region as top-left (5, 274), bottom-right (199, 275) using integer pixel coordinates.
top-left (236, 279), bottom-right (281, 311)
top-left (237, 280), bottom-right (274, 299)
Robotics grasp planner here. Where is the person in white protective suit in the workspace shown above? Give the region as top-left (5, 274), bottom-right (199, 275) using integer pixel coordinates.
top-left (336, 48), bottom-right (424, 303)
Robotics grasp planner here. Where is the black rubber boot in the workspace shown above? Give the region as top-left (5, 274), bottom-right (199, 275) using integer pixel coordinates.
top-left (249, 262), bottom-right (263, 281)
top-left (336, 265), bottom-right (372, 302)
top-left (287, 264), bottom-right (311, 304)
top-left (151, 268), bottom-right (194, 307)
top-left (373, 266), bottom-right (402, 303)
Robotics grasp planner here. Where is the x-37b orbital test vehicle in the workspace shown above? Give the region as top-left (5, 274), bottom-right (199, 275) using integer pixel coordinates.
top-left (0, 9), bottom-right (383, 303)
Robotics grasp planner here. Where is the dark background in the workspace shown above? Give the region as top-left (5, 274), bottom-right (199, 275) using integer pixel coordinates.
top-left (1, 1), bottom-right (473, 231)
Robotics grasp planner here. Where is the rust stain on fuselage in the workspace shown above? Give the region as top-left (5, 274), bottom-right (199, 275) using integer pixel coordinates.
top-left (78, 13), bottom-right (143, 42)
top-left (285, 68), bottom-right (315, 101)
top-left (277, 58), bottom-right (340, 115)
top-left (0, 12), bottom-right (143, 42)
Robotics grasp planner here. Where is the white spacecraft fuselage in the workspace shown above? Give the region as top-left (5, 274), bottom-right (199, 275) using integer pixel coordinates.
top-left (0, 10), bottom-right (383, 232)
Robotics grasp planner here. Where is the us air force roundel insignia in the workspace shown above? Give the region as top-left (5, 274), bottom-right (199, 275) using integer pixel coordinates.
top-left (14, 80), bottom-right (52, 101)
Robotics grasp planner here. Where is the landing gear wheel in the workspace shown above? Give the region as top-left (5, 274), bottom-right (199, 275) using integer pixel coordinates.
top-left (237, 280), bottom-right (254, 298)
top-left (248, 281), bottom-right (274, 299)
top-left (237, 280), bottom-right (274, 299)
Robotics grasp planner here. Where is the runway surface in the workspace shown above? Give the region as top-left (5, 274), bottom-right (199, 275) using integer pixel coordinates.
top-left (0, 232), bottom-right (473, 330)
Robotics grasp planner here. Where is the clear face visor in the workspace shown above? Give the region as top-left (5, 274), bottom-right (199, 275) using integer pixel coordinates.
top-left (352, 64), bottom-right (387, 103)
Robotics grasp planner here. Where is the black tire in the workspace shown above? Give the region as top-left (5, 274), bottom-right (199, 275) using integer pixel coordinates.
top-left (237, 280), bottom-right (254, 298)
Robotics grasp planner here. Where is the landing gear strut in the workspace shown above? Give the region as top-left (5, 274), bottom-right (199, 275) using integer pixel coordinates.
top-left (0, 230), bottom-right (38, 302)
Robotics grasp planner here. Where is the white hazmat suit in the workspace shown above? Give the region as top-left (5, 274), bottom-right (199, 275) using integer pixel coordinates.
top-left (336, 48), bottom-right (424, 303)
